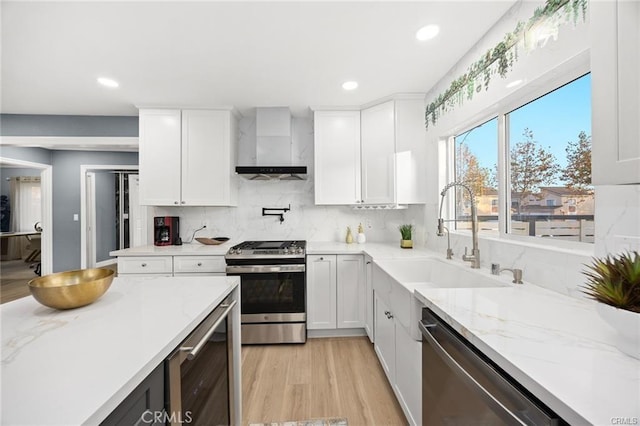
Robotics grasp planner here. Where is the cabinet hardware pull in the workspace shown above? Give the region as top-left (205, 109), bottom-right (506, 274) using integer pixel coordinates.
top-left (141, 263), bottom-right (147, 267)
top-left (319, 257), bottom-right (324, 261)
top-left (181, 201), bottom-right (185, 204)
top-left (366, 261), bottom-right (371, 264)
top-left (174, 201), bottom-right (179, 204)
top-left (197, 262), bottom-right (202, 266)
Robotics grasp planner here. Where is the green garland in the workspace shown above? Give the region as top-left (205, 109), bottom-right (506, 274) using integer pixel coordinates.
top-left (425, 0), bottom-right (588, 130)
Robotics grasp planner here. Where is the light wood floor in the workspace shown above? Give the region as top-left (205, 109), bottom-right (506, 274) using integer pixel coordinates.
top-left (242, 337), bottom-right (407, 426)
top-left (0, 259), bottom-right (36, 304)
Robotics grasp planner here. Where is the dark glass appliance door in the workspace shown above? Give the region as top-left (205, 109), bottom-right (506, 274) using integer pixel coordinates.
top-left (237, 271), bottom-right (305, 315)
top-left (179, 319), bottom-right (229, 426)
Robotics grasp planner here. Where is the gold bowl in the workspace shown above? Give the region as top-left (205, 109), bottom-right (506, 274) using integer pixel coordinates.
top-left (28, 268), bottom-right (114, 310)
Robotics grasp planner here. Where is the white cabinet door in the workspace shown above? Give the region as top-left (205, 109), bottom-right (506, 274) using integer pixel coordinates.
top-left (117, 256), bottom-right (173, 275)
top-left (314, 111), bottom-right (362, 204)
top-left (395, 323), bottom-right (422, 426)
top-left (374, 292), bottom-right (396, 385)
top-left (306, 255), bottom-right (337, 330)
top-left (361, 101), bottom-right (396, 204)
top-left (591, 1), bottom-right (640, 184)
top-left (173, 255), bottom-right (225, 274)
top-left (364, 255), bottom-right (374, 342)
top-left (336, 254), bottom-right (365, 329)
top-left (181, 110), bottom-right (234, 205)
top-left (139, 109), bottom-right (182, 206)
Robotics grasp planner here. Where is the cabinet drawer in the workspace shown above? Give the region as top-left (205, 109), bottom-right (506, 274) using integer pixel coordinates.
top-left (173, 256), bottom-right (225, 274)
top-left (118, 256), bottom-right (173, 274)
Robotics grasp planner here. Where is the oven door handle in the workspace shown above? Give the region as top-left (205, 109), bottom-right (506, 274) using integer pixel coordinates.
top-left (225, 265), bottom-right (305, 274)
top-left (419, 320), bottom-right (528, 425)
top-left (181, 300), bottom-right (237, 360)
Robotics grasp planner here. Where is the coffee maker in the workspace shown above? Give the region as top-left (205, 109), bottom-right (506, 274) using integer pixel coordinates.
top-left (154, 216), bottom-right (180, 246)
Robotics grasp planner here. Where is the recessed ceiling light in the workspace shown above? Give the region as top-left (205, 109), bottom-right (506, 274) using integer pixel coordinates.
top-left (416, 25), bottom-right (440, 41)
top-left (342, 81), bottom-right (358, 91)
top-left (506, 79), bottom-right (523, 89)
top-left (97, 77), bottom-right (119, 88)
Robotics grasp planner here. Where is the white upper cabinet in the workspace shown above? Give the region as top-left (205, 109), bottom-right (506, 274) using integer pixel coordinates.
top-left (591, 1), bottom-right (640, 184)
top-left (139, 108), bottom-right (238, 206)
top-left (139, 109), bottom-right (182, 206)
top-left (313, 111), bottom-right (361, 205)
top-left (361, 101), bottom-right (396, 204)
top-left (313, 97), bottom-right (426, 206)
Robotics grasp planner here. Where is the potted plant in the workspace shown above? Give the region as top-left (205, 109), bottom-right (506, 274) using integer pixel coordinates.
top-left (398, 224), bottom-right (414, 249)
top-left (581, 251), bottom-right (640, 359)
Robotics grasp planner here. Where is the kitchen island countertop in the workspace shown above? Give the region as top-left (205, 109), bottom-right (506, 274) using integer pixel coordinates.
top-left (1, 275), bottom-right (239, 425)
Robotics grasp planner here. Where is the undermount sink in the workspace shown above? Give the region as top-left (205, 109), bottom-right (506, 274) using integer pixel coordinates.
top-left (372, 257), bottom-right (510, 342)
top-left (374, 257), bottom-right (508, 289)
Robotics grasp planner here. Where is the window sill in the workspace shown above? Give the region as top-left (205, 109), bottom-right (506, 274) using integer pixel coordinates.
top-left (449, 230), bottom-right (595, 257)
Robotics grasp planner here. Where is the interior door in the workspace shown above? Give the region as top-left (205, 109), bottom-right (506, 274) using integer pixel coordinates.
top-left (85, 172), bottom-right (96, 268)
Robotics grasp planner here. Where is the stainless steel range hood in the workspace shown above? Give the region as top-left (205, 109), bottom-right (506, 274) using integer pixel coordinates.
top-left (235, 107), bottom-right (307, 180)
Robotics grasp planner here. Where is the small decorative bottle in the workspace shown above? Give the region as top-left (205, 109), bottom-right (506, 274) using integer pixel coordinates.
top-left (357, 223), bottom-right (366, 244)
top-left (346, 226), bottom-right (354, 244)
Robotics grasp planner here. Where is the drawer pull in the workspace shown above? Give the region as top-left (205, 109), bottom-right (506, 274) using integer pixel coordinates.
top-left (141, 263), bottom-right (147, 267)
top-left (174, 201), bottom-right (179, 205)
top-left (197, 262), bottom-right (202, 267)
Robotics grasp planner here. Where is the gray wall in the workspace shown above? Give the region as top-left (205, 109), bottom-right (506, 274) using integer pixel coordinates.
top-left (0, 114), bottom-right (138, 137)
top-left (94, 171), bottom-right (117, 263)
top-left (52, 151), bottom-right (138, 272)
top-left (0, 146), bottom-right (52, 165)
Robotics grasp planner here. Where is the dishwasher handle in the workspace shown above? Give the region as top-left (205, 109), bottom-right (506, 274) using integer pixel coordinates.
top-left (182, 300), bottom-right (237, 360)
top-left (420, 320), bottom-right (529, 426)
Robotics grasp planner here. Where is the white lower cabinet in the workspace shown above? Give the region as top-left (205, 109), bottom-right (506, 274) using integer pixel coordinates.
top-left (364, 255), bottom-right (374, 342)
top-left (173, 255), bottom-right (226, 276)
top-left (373, 293), bottom-right (395, 383)
top-left (117, 255), bottom-right (225, 277)
top-left (307, 254), bottom-right (365, 330)
top-left (373, 264), bottom-right (421, 426)
top-left (117, 256), bottom-right (173, 276)
top-left (394, 320), bottom-right (422, 426)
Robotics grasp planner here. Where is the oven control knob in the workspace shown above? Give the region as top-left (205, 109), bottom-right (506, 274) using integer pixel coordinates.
top-left (283, 248), bottom-right (290, 254)
top-left (236, 249), bottom-right (242, 254)
top-left (296, 247), bottom-right (303, 254)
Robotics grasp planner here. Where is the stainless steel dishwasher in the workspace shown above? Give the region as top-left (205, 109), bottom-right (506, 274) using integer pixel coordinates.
top-left (419, 308), bottom-right (566, 425)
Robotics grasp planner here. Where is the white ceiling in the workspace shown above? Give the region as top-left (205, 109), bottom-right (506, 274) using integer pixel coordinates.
top-left (1, 1), bottom-right (516, 118)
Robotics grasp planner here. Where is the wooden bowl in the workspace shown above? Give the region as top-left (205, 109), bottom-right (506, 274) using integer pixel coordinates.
top-left (28, 268), bottom-right (114, 310)
top-left (195, 237), bottom-right (229, 245)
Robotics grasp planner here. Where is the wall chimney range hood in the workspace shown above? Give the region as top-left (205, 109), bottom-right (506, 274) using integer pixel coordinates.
top-left (235, 107), bottom-right (307, 180)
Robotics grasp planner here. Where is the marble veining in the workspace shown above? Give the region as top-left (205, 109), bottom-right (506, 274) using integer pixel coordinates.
top-left (1, 275), bottom-right (239, 425)
top-left (415, 285), bottom-right (640, 425)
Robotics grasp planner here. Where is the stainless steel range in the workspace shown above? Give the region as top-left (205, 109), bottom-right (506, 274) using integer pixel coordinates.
top-left (225, 240), bottom-right (306, 344)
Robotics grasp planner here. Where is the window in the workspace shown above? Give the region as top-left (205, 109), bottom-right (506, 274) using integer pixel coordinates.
top-left (507, 74), bottom-right (593, 243)
top-left (448, 73), bottom-right (593, 245)
top-left (453, 118), bottom-right (498, 235)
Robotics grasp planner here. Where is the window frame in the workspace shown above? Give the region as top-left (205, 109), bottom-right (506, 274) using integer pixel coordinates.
top-left (443, 57), bottom-right (593, 252)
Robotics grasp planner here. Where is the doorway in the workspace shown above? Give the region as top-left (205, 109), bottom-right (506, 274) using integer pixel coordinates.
top-left (81, 165), bottom-right (145, 269)
top-left (0, 156), bottom-right (53, 304)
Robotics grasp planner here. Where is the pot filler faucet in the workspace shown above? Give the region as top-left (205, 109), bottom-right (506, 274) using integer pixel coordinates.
top-left (437, 182), bottom-right (480, 268)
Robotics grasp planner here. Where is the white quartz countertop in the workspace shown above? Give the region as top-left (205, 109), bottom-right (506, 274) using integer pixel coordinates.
top-left (307, 241), bottom-right (432, 258)
top-left (1, 275), bottom-right (239, 425)
top-left (414, 284), bottom-right (640, 425)
top-left (111, 241), bottom-right (432, 258)
top-left (110, 241), bottom-right (239, 256)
